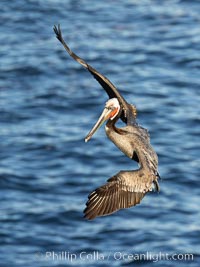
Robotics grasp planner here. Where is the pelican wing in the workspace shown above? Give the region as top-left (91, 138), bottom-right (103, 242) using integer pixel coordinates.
top-left (84, 169), bottom-right (158, 220)
top-left (53, 25), bottom-right (131, 123)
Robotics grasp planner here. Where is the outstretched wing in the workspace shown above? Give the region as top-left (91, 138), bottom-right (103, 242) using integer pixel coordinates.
top-left (84, 169), bottom-right (158, 220)
top-left (53, 24), bottom-right (132, 123)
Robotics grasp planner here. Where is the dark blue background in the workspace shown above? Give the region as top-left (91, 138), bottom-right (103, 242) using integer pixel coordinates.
top-left (0, 0), bottom-right (199, 266)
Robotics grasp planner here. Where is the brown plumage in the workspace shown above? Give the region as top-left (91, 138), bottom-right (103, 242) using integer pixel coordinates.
top-left (54, 25), bottom-right (160, 220)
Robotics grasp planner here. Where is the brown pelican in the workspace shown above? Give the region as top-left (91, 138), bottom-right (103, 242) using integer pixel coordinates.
top-left (54, 25), bottom-right (160, 220)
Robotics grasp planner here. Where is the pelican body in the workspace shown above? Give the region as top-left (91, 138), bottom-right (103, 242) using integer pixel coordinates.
top-left (54, 25), bottom-right (160, 220)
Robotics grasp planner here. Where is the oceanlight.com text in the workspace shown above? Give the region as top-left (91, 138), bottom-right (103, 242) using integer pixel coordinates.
top-left (35, 250), bottom-right (194, 263)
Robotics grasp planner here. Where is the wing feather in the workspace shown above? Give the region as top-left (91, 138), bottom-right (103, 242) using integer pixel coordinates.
top-left (53, 24), bottom-right (132, 123)
top-left (84, 170), bottom-right (158, 220)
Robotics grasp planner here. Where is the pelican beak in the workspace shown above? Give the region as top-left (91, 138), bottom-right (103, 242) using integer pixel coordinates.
top-left (85, 107), bottom-right (112, 142)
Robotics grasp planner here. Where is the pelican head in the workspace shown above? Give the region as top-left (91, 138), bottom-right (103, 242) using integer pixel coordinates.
top-left (85, 98), bottom-right (120, 142)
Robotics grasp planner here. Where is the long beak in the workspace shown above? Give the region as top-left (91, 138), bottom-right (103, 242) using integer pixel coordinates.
top-left (85, 107), bottom-right (111, 142)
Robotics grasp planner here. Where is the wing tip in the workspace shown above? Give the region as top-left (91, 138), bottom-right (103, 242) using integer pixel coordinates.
top-left (53, 24), bottom-right (63, 42)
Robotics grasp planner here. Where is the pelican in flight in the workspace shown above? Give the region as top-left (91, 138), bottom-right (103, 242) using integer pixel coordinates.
top-left (54, 25), bottom-right (160, 220)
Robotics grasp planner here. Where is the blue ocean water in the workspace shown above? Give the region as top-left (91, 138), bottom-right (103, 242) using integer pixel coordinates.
top-left (0, 0), bottom-right (200, 266)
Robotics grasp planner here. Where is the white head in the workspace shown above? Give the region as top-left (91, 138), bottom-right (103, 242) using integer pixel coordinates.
top-left (85, 98), bottom-right (120, 142)
top-left (104, 98), bottom-right (120, 120)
